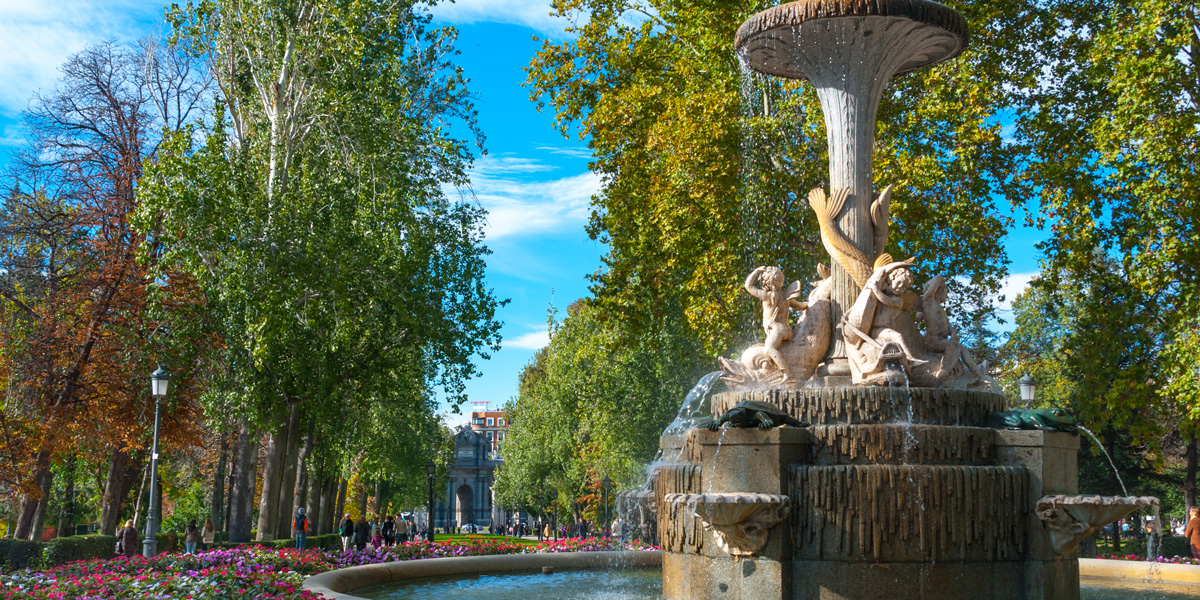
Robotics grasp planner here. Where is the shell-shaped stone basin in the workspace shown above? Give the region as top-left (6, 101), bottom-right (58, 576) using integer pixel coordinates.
top-left (1036, 495), bottom-right (1159, 555)
top-left (663, 492), bottom-right (790, 557)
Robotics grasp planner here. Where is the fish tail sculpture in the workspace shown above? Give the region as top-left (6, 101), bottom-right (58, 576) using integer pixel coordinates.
top-left (870, 184), bottom-right (893, 258)
top-left (807, 187), bottom-right (874, 287)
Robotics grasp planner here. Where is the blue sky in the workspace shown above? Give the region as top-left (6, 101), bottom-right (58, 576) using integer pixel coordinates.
top-left (0, 0), bottom-right (1044, 428)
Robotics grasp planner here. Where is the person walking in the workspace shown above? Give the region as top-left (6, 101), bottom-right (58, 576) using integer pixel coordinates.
top-left (293, 507), bottom-right (309, 549)
top-left (202, 518), bottom-right (216, 550)
top-left (1186, 507), bottom-right (1200, 559)
top-left (184, 519), bottom-right (201, 554)
top-left (543, 522), bottom-right (551, 541)
top-left (118, 520), bottom-right (139, 558)
top-left (397, 515), bottom-right (409, 544)
top-left (353, 516), bottom-right (371, 551)
top-left (382, 515), bottom-right (395, 547)
top-left (339, 514), bottom-right (355, 551)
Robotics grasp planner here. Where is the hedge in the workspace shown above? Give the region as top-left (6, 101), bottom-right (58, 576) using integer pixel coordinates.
top-left (0, 538), bottom-right (43, 570)
top-left (43, 535), bottom-right (118, 565)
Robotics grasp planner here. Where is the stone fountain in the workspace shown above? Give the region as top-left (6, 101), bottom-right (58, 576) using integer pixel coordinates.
top-left (649, 1), bottom-right (1154, 599)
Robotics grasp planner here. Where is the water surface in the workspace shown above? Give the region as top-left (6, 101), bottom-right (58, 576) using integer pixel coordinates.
top-left (358, 567), bottom-right (1198, 600)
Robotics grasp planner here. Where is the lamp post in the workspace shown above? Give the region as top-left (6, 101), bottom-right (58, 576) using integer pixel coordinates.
top-left (426, 460), bottom-right (436, 543)
top-left (143, 365), bottom-right (170, 557)
top-left (1019, 373), bottom-right (1036, 407)
top-left (601, 476), bottom-right (612, 537)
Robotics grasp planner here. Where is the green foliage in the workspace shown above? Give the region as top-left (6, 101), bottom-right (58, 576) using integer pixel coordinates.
top-left (163, 480), bottom-right (210, 534)
top-left (43, 535), bottom-right (118, 566)
top-left (0, 538), bottom-right (42, 571)
top-left (495, 301), bottom-right (707, 515)
top-left (1011, 0), bottom-right (1200, 434)
top-left (526, 0), bottom-right (1024, 354)
top-left (142, 0), bottom-right (502, 498)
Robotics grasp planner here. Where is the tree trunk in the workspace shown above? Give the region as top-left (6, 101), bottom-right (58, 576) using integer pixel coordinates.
top-left (294, 421), bottom-right (315, 516)
top-left (357, 480), bottom-right (369, 520)
top-left (1185, 437), bottom-right (1197, 515)
top-left (255, 415), bottom-right (290, 540)
top-left (57, 455), bottom-right (75, 537)
top-left (131, 455), bottom-right (150, 529)
top-left (29, 467), bottom-right (54, 541)
top-left (100, 448), bottom-right (139, 535)
top-left (224, 442), bottom-right (237, 539)
top-left (228, 422), bottom-right (260, 543)
top-left (317, 473), bottom-right (335, 534)
top-left (334, 476), bottom-right (348, 524)
top-left (373, 481), bottom-right (384, 519)
top-left (15, 450), bottom-right (53, 540)
top-left (275, 402), bottom-right (302, 538)
top-left (211, 429), bottom-right (229, 537)
top-left (304, 451), bottom-right (321, 532)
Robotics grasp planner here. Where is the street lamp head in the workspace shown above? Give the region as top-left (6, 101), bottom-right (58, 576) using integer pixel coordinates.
top-left (602, 475), bottom-right (612, 488)
top-left (1018, 373), bottom-right (1036, 405)
top-left (426, 460), bottom-right (437, 476)
top-left (150, 365), bottom-right (170, 398)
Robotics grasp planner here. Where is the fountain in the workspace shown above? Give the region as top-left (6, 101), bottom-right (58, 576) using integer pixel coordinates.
top-left (651, 1), bottom-right (1156, 599)
top-left (301, 2), bottom-right (1174, 599)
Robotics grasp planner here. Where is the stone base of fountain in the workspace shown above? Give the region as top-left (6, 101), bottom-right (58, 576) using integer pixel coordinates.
top-left (654, 388), bottom-right (1091, 600)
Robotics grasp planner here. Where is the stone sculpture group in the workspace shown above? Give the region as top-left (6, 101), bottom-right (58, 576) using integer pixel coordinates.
top-left (720, 186), bottom-right (989, 390)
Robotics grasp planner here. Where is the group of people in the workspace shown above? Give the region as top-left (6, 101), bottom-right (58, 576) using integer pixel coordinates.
top-left (113, 517), bottom-right (217, 558)
top-left (336, 513), bottom-right (416, 551)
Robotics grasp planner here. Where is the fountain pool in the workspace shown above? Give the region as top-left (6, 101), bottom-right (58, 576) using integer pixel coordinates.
top-left (349, 568), bottom-right (1198, 600)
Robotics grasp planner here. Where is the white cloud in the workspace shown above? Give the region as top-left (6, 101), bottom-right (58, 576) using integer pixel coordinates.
top-left (987, 271), bottom-right (1038, 334)
top-left (430, 0), bottom-right (569, 36)
top-left (0, 1), bottom-right (161, 114)
top-left (505, 329), bottom-right (550, 350)
top-left (995, 271), bottom-right (1038, 315)
top-left (536, 146), bottom-right (592, 159)
top-left (456, 154), bottom-right (600, 239)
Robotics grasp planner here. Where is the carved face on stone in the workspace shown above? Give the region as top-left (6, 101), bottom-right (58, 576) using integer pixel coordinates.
top-left (887, 268), bottom-right (913, 294)
top-left (761, 266), bottom-right (784, 290)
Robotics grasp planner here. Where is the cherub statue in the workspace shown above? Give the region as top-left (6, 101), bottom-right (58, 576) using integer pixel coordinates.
top-left (842, 257), bottom-right (927, 384)
top-left (916, 274), bottom-right (987, 383)
top-left (719, 266), bottom-right (833, 389)
top-left (744, 266), bottom-right (805, 382)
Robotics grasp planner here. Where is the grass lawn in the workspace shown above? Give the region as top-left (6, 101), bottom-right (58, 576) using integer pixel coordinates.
top-left (436, 533), bottom-right (539, 546)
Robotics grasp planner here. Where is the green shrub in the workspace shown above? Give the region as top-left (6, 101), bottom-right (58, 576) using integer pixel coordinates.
top-left (307, 533), bottom-right (341, 550)
top-left (0, 538), bottom-right (43, 571)
top-left (43, 535), bottom-right (118, 566)
top-left (1161, 535), bottom-right (1192, 558)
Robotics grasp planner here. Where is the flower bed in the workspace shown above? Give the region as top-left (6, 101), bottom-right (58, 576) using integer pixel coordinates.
top-left (1, 538), bottom-right (658, 599)
top-left (1097, 553), bottom-right (1200, 565)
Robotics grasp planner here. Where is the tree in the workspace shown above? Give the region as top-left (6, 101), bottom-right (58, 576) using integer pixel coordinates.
top-left (0, 39), bottom-right (210, 540)
top-left (495, 301), bottom-right (706, 515)
top-left (1010, 0), bottom-right (1200, 512)
top-left (150, 0), bottom-right (502, 541)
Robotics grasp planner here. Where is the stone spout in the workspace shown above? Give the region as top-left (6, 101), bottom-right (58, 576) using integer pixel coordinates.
top-left (662, 492), bottom-right (790, 557)
top-left (616, 489), bottom-right (657, 513)
top-left (1036, 495), bottom-right (1159, 555)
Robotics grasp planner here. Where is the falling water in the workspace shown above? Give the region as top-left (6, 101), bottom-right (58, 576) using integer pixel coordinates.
top-left (661, 371), bottom-right (724, 437)
top-left (886, 362), bottom-right (918, 462)
top-left (1077, 426), bottom-right (1129, 497)
top-left (705, 424), bottom-right (731, 494)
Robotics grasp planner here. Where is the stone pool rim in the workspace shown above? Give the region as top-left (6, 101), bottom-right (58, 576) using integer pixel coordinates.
top-left (302, 553), bottom-right (1199, 599)
top-left (1079, 557), bottom-right (1200, 592)
top-left (301, 550), bottom-right (663, 600)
